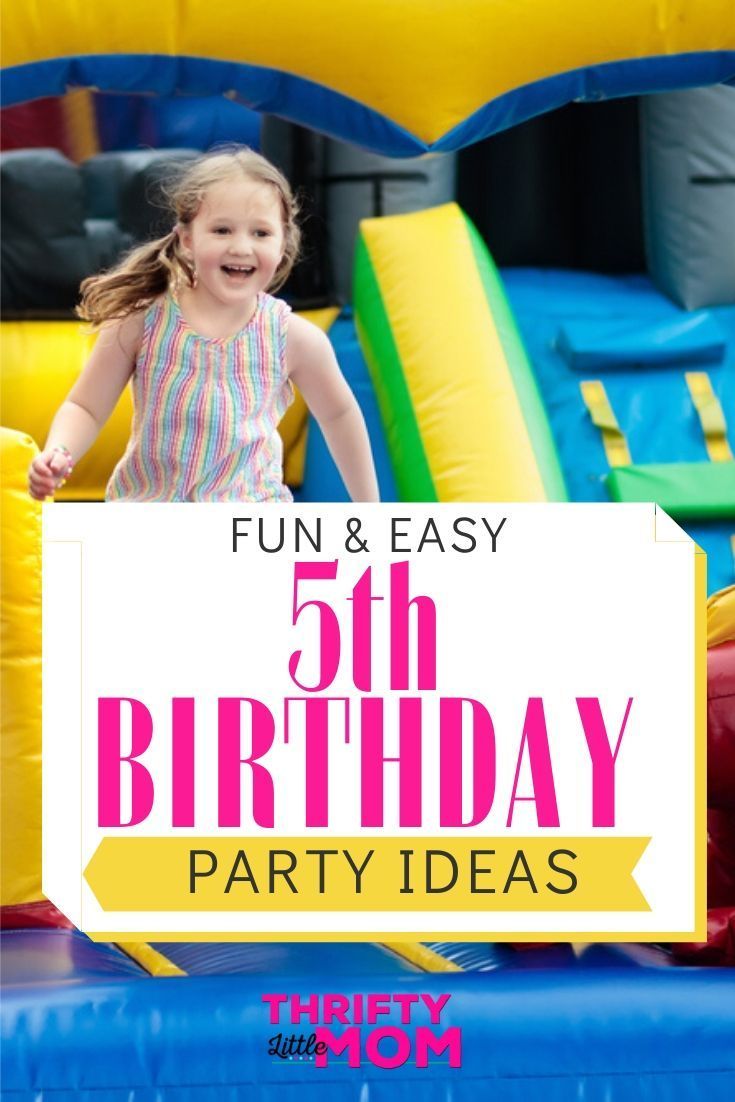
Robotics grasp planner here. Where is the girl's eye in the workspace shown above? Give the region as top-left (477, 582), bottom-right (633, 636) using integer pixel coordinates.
top-left (213, 227), bottom-right (230, 235)
top-left (255, 230), bottom-right (270, 238)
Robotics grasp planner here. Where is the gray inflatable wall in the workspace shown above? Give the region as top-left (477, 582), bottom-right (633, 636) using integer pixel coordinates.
top-left (261, 119), bottom-right (455, 304)
top-left (641, 85), bottom-right (735, 310)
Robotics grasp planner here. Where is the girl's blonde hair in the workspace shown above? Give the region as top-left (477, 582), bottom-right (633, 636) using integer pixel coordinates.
top-left (77, 147), bottom-right (300, 326)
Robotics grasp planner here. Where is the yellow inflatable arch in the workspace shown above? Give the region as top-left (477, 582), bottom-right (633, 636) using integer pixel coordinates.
top-left (4, 1), bottom-right (734, 154)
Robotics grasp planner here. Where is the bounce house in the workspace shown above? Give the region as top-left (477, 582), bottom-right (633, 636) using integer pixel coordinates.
top-left (2, 2), bottom-right (735, 1098)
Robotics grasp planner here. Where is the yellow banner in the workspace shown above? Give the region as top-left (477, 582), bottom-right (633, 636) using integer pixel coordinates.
top-left (84, 837), bottom-right (649, 912)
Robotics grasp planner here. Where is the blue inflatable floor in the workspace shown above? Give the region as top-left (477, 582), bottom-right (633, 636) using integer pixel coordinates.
top-left (503, 269), bottom-right (735, 594)
top-left (300, 274), bottom-right (734, 594)
top-left (2, 929), bottom-right (735, 1100)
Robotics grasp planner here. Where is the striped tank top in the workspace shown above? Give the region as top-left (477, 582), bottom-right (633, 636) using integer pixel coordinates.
top-left (106, 291), bottom-right (294, 502)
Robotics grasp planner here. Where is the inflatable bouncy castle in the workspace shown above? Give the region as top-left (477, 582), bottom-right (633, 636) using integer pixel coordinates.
top-left (2, 2), bottom-right (735, 1098)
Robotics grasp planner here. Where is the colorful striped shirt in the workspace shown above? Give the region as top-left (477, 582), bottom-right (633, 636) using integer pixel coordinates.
top-left (106, 291), bottom-right (293, 502)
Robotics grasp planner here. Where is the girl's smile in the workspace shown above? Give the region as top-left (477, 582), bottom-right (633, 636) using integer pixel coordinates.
top-left (178, 177), bottom-right (285, 327)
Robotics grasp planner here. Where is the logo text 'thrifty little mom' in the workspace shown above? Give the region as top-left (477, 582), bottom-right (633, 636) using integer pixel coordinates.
top-left (264, 991), bottom-right (461, 1069)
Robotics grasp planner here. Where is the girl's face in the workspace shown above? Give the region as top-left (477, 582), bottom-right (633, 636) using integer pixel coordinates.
top-left (179, 177), bottom-right (285, 310)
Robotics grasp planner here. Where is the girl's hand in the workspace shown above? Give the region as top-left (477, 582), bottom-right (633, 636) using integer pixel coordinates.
top-left (28, 310), bottom-right (144, 502)
top-left (28, 447), bottom-right (73, 501)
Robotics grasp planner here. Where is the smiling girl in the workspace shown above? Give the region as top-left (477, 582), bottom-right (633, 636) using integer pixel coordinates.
top-left (28, 147), bottom-right (379, 503)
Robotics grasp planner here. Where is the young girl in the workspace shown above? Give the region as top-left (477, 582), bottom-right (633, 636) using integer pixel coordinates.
top-left (28, 147), bottom-right (379, 503)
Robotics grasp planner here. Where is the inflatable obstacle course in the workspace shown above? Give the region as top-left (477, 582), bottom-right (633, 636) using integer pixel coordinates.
top-left (2, 1), bottom-right (735, 1096)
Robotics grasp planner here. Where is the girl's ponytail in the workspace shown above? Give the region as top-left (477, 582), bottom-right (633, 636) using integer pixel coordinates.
top-left (76, 228), bottom-right (193, 327)
top-left (77, 146), bottom-right (300, 326)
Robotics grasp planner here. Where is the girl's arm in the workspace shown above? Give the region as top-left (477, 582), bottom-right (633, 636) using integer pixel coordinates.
top-left (286, 315), bottom-right (380, 502)
top-left (28, 312), bottom-right (143, 500)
